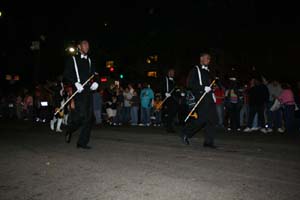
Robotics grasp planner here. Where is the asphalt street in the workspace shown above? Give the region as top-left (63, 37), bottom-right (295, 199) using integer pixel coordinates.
top-left (0, 120), bottom-right (300, 200)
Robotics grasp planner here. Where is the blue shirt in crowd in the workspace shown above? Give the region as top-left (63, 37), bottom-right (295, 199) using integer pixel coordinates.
top-left (140, 87), bottom-right (154, 108)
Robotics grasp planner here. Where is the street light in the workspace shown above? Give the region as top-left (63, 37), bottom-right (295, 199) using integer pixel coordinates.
top-left (146, 58), bottom-right (151, 64)
top-left (69, 47), bottom-right (75, 53)
top-left (0, 11), bottom-right (2, 17)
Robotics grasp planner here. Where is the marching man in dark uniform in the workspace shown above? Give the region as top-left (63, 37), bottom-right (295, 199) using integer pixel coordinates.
top-left (63, 40), bottom-right (99, 149)
top-left (181, 53), bottom-right (218, 148)
top-left (162, 69), bottom-right (178, 133)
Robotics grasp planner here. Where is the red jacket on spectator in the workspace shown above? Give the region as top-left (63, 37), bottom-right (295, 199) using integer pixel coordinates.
top-left (214, 87), bottom-right (225, 105)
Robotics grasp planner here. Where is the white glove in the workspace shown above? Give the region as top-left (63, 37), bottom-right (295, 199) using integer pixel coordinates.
top-left (75, 82), bottom-right (84, 93)
top-left (204, 86), bottom-right (212, 93)
top-left (165, 93), bottom-right (171, 98)
top-left (90, 82), bottom-right (99, 91)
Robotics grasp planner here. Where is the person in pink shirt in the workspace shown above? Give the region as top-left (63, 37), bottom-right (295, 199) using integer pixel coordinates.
top-left (278, 83), bottom-right (295, 133)
top-left (278, 86), bottom-right (295, 105)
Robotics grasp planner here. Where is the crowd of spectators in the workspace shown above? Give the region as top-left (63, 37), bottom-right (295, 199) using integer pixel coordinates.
top-left (1, 76), bottom-right (299, 134)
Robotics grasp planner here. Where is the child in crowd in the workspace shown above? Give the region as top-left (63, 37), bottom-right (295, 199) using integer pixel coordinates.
top-left (153, 94), bottom-right (163, 126)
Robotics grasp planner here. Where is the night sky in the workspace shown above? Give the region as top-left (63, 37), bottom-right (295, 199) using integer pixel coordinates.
top-left (1, 1), bottom-right (300, 83)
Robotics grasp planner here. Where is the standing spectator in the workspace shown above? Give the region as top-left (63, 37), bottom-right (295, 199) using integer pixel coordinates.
top-left (140, 83), bottom-right (154, 126)
top-left (0, 96), bottom-right (5, 118)
top-left (16, 93), bottom-right (23, 119)
top-left (128, 84), bottom-right (135, 95)
top-left (278, 83), bottom-right (296, 133)
top-left (23, 91), bottom-right (34, 121)
top-left (136, 83), bottom-right (143, 96)
top-left (130, 91), bottom-right (139, 126)
top-left (136, 83), bottom-right (143, 123)
top-left (295, 81), bottom-right (300, 132)
top-left (7, 93), bottom-right (16, 119)
top-left (214, 81), bottom-right (225, 128)
top-left (244, 78), bottom-right (269, 133)
top-left (240, 83), bottom-right (250, 127)
top-left (225, 79), bottom-right (242, 132)
top-left (123, 87), bottom-right (132, 124)
top-left (113, 88), bottom-right (124, 126)
top-left (93, 88), bottom-right (103, 125)
top-left (267, 80), bottom-right (283, 132)
top-left (34, 86), bottom-right (42, 122)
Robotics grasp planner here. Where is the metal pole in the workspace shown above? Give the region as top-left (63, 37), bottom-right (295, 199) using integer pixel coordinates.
top-left (54, 74), bottom-right (95, 116)
top-left (184, 80), bottom-right (216, 123)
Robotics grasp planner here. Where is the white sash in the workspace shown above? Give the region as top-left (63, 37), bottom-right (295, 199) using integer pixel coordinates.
top-left (195, 65), bottom-right (202, 86)
top-left (72, 56), bottom-right (92, 83)
top-left (72, 56), bottom-right (80, 83)
top-left (166, 77), bottom-right (169, 92)
top-left (195, 65), bottom-right (216, 102)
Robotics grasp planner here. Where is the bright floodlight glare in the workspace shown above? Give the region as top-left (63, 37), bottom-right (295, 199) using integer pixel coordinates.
top-left (69, 47), bottom-right (75, 53)
top-left (0, 11), bottom-right (2, 17)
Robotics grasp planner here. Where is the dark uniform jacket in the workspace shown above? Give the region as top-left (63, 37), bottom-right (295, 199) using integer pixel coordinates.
top-left (186, 65), bottom-right (216, 118)
top-left (63, 54), bottom-right (96, 93)
top-left (161, 76), bottom-right (176, 98)
top-left (187, 66), bottom-right (214, 99)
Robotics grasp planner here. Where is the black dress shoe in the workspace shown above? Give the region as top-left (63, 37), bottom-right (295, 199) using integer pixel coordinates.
top-left (203, 143), bottom-right (217, 149)
top-left (65, 132), bottom-right (72, 143)
top-left (181, 135), bottom-right (190, 145)
top-left (77, 144), bottom-right (92, 149)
